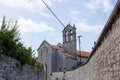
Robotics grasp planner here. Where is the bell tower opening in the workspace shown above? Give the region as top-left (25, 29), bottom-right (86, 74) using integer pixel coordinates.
top-left (63, 24), bottom-right (76, 56)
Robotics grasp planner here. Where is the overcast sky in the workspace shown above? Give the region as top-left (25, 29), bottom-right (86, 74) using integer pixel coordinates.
top-left (0, 0), bottom-right (118, 55)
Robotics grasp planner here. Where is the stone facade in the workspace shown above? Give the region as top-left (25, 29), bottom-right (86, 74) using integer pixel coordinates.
top-left (63, 24), bottom-right (76, 56)
top-left (37, 40), bottom-right (53, 80)
top-left (37, 24), bottom-right (90, 80)
top-left (37, 40), bottom-right (78, 80)
top-left (51, 1), bottom-right (120, 80)
top-left (0, 54), bottom-right (45, 80)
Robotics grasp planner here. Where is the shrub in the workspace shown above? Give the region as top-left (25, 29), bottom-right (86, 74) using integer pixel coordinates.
top-left (0, 16), bottom-right (43, 70)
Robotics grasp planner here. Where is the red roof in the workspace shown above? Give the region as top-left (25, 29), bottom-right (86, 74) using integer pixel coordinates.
top-left (76, 51), bottom-right (90, 58)
top-left (52, 45), bottom-right (90, 58)
top-left (52, 45), bottom-right (65, 51)
top-left (65, 52), bottom-right (76, 59)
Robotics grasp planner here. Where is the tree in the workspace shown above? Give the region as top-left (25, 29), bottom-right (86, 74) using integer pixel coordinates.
top-left (0, 16), bottom-right (43, 70)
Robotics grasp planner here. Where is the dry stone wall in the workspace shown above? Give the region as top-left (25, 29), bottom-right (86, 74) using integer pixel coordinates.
top-left (0, 54), bottom-right (45, 80)
top-left (51, 1), bottom-right (120, 80)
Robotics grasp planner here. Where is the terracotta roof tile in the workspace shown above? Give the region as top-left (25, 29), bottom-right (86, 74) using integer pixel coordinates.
top-left (76, 51), bottom-right (90, 58)
top-left (52, 45), bottom-right (90, 58)
top-left (52, 45), bottom-right (65, 51)
top-left (65, 52), bottom-right (76, 59)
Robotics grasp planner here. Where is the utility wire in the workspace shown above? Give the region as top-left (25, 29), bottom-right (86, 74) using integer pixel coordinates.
top-left (42, 0), bottom-right (65, 27)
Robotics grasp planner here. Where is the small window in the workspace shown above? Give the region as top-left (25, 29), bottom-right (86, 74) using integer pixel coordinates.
top-left (40, 49), bottom-right (43, 61)
top-left (45, 47), bottom-right (48, 57)
top-left (66, 31), bottom-right (69, 42)
top-left (70, 30), bottom-right (73, 41)
top-left (43, 47), bottom-right (48, 58)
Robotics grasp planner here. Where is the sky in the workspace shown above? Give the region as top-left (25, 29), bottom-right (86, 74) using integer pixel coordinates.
top-left (0, 0), bottom-right (118, 55)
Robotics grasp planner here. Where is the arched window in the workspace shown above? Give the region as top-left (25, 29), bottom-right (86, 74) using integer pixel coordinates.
top-left (66, 31), bottom-right (69, 42)
top-left (44, 47), bottom-right (48, 58)
top-left (41, 49), bottom-right (43, 61)
top-left (45, 47), bottom-right (48, 57)
top-left (70, 30), bottom-right (73, 41)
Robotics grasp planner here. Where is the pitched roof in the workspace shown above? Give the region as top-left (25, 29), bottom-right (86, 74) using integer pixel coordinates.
top-left (64, 52), bottom-right (76, 59)
top-left (52, 45), bottom-right (65, 51)
top-left (37, 40), bottom-right (51, 51)
top-left (76, 51), bottom-right (90, 58)
top-left (52, 44), bottom-right (90, 59)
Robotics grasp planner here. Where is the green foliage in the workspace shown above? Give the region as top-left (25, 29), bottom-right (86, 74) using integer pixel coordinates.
top-left (0, 16), bottom-right (43, 70)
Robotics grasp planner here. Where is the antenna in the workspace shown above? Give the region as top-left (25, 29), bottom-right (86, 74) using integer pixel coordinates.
top-left (42, 0), bottom-right (65, 27)
top-left (78, 35), bottom-right (82, 64)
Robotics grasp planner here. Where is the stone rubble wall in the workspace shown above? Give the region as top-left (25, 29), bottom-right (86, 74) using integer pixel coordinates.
top-left (51, 1), bottom-right (120, 80)
top-left (0, 54), bottom-right (45, 80)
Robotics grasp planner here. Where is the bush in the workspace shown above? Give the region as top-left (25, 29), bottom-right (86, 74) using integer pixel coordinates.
top-left (0, 16), bottom-right (43, 70)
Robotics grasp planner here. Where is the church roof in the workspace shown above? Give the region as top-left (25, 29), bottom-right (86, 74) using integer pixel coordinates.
top-left (52, 45), bottom-right (65, 51)
top-left (65, 52), bottom-right (76, 59)
top-left (37, 40), bottom-right (52, 51)
top-left (52, 45), bottom-right (90, 58)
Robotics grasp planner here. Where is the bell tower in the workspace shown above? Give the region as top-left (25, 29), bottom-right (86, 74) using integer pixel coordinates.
top-left (63, 24), bottom-right (76, 56)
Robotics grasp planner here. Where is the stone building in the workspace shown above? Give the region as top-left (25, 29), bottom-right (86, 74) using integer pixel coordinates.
top-left (51, 0), bottom-right (120, 80)
top-left (37, 24), bottom-right (90, 80)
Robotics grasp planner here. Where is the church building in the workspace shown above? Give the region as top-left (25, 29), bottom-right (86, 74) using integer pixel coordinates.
top-left (37, 24), bottom-right (90, 80)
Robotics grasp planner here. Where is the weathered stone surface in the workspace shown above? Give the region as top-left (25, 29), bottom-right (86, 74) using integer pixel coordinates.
top-left (51, 1), bottom-right (120, 80)
top-left (0, 54), bottom-right (45, 80)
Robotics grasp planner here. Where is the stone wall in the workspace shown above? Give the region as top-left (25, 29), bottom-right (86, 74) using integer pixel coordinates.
top-left (0, 54), bottom-right (45, 80)
top-left (51, 1), bottom-right (120, 80)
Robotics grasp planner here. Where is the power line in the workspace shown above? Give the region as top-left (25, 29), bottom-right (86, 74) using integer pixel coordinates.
top-left (42, 0), bottom-right (65, 27)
